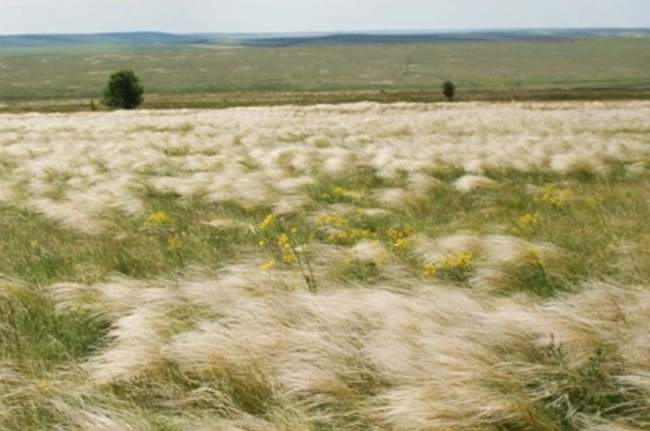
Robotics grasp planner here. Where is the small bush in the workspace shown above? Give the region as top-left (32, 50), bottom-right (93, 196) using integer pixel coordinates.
top-left (442, 80), bottom-right (456, 101)
top-left (102, 70), bottom-right (144, 109)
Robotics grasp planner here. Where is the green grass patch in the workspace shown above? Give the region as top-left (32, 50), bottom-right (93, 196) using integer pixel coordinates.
top-left (531, 343), bottom-right (650, 429)
top-left (0, 287), bottom-right (109, 367)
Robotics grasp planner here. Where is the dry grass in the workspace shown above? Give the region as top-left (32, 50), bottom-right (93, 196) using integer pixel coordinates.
top-left (0, 101), bottom-right (649, 430)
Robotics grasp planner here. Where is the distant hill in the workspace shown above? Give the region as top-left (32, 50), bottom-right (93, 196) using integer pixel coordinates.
top-left (0, 32), bottom-right (209, 48)
top-left (240, 28), bottom-right (650, 47)
top-left (1, 28), bottom-right (649, 48)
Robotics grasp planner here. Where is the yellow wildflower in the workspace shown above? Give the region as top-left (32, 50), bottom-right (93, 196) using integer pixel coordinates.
top-left (260, 259), bottom-right (276, 271)
top-left (394, 238), bottom-right (411, 252)
top-left (259, 213), bottom-right (275, 230)
top-left (387, 228), bottom-right (401, 242)
top-left (524, 248), bottom-right (544, 266)
top-left (387, 225), bottom-right (415, 242)
top-left (442, 251), bottom-right (473, 270)
top-left (423, 262), bottom-right (437, 278)
top-left (167, 236), bottom-right (183, 251)
top-left (278, 233), bottom-right (291, 248)
top-left (516, 212), bottom-right (541, 232)
top-left (541, 186), bottom-right (574, 208)
top-left (146, 211), bottom-right (171, 225)
top-left (278, 233), bottom-right (296, 264)
top-left (258, 240), bottom-right (267, 248)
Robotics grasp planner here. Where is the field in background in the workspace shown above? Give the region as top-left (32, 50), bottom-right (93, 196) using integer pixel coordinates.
top-left (2, 38), bottom-right (650, 111)
top-left (1, 102), bottom-right (649, 430)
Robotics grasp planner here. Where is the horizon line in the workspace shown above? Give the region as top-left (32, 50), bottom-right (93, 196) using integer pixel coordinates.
top-left (2, 26), bottom-right (650, 37)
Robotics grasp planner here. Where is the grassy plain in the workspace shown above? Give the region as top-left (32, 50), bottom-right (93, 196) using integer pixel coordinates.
top-left (0, 102), bottom-right (649, 429)
top-left (2, 38), bottom-right (650, 111)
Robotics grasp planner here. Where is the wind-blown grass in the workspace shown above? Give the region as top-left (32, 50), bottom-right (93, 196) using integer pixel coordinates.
top-left (0, 102), bottom-right (649, 430)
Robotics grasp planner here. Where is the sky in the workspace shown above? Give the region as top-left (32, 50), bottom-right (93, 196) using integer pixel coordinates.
top-left (1, 0), bottom-right (650, 35)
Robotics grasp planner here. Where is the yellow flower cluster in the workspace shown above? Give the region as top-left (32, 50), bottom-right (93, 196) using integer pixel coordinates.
top-left (316, 214), bottom-right (348, 227)
top-left (320, 185), bottom-right (362, 203)
top-left (441, 251), bottom-right (474, 270)
top-left (523, 248), bottom-right (544, 266)
top-left (146, 211), bottom-right (171, 225)
top-left (394, 238), bottom-right (412, 252)
top-left (423, 262), bottom-right (438, 278)
top-left (387, 225), bottom-right (415, 251)
top-left (317, 213), bottom-right (375, 244)
top-left (541, 186), bottom-right (574, 208)
top-left (334, 186), bottom-right (347, 196)
top-left (277, 233), bottom-right (296, 263)
top-left (387, 225), bottom-right (415, 242)
top-left (422, 251), bottom-right (473, 280)
top-left (260, 259), bottom-right (276, 271)
top-left (259, 213), bottom-right (275, 230)
top-left (516, 212), bottom-right (541, 232)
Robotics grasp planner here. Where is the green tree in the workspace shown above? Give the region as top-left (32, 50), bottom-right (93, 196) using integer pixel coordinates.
top-left (442, 81), bottom-right (456, 102)
top-left (102, 70), bottom-right (144, 109)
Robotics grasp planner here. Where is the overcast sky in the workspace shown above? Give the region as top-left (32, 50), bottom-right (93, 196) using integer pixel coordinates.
top-left (1, 0), bottom-right (650, 35)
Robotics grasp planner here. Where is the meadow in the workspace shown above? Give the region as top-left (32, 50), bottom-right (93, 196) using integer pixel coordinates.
top-left (2, 38), bottom-right (650, 111)
top-left (0, 101), bottom-right (649, 430)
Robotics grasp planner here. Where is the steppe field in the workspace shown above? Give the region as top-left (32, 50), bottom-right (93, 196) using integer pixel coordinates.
top-left (1, 101), bottom-right (650, 430)
top-left (2, 38), bottom-right (650, 111)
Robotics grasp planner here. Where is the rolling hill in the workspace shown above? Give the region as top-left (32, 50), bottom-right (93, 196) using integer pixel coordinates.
top-left (1, 28), bottom-right (649, 48)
